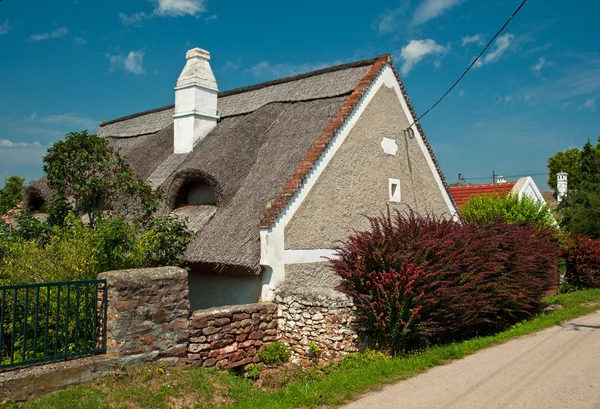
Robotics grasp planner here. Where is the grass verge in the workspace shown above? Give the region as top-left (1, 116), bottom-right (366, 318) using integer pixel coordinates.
top-left (11, 289), bottom-right (600, 409)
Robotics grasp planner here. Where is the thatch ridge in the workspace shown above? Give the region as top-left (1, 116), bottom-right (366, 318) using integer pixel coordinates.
top-left (218, 57), bottom-right (378, 98)
top-left (96, 57), bottom-right (378, 133)
top-left (99, 104), bottom-right (175, 128)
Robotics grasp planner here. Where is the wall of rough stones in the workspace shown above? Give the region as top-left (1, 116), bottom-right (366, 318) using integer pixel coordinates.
top-left (100, 266), bottom-right (359, 369)
top-left (275, 290), bottom-right (358, 363)
top-left (188, 303), bottom-right (278, 369)
top-left (99, 267), bottom-right (190, 364)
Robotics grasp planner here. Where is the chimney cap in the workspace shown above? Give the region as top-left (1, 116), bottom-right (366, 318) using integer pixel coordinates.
top-left (186, 48), bottom-right (210, 61)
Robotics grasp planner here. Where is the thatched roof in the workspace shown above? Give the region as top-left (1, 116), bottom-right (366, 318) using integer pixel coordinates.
top-left (28, 55), bottom-right (454, 275)
top-left (94, 58), bottom-right (376, 274)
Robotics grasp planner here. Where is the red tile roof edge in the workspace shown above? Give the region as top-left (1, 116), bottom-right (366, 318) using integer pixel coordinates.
top-left (449, 182), bottom-right (517, 207)
top-left (258, 54), bottom-right (456, 229)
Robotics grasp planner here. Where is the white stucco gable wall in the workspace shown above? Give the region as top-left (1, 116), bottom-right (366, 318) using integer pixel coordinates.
top-left (511, 177), bottom-right (546, 203)
top-left (258, 64), bottom-right (457, 301)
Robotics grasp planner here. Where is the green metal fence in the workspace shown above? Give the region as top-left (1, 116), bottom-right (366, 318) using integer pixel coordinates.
top-left (0, 279), bottom-right (108, 370)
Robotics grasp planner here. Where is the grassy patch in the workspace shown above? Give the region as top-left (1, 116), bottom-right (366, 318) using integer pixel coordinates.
top-left (10, 289), bottom-right (600, 409)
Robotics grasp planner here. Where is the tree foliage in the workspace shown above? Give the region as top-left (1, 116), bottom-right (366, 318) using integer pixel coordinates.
top-left (0, 130), bottom-right (194, 284)
top-left (0, 175), bottom-right (25, 216)
top-left (547, 137), bottom-right (600, 190)
top-left (43, 131), bottom-right (158, 226)
top-left (459, 193), bottom-right (555, 229)
top-left (552, 138), bottom-right (600, 238)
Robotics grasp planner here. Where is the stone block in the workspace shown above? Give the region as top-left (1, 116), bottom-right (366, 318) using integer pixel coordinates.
top-left (214, 317), bottom-right (231, 327)
top-left (248, 330), bottom-right (264, 340)
top-left (203, 326), bottom-right (219, 336)
top-left (232, 313), bottom-right (250, 321)
top-left (188, 343), bottom-right (211, 353)
top-left (202, 358), bottom-right (216, 367)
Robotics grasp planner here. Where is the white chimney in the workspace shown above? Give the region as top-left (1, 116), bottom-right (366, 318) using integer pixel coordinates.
top-left (557, 172), bottom-right (568, 203)
top-left (173, 48), bottom-right (219, 154)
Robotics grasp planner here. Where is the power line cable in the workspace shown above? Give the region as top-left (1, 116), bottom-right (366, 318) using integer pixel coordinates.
top-left (405, 0), bottom-right (528, 131)
top-left (462, 172), bottom-right (548, 181)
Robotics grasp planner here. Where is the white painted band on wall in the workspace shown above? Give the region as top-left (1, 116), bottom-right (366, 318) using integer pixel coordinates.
top-left (283, 249), bottom-right (337, 264)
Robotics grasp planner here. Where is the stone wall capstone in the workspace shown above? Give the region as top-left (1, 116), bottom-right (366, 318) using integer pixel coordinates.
top-left (188, 303), bottom-right (277, 369)
top-left (276, 290), bottom-right (358, 363)
top-left (99, 267), bottom-right (190, 364)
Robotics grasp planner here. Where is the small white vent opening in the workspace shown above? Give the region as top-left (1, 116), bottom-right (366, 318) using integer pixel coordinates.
top-left (389, 178), bottom-right (401, 202)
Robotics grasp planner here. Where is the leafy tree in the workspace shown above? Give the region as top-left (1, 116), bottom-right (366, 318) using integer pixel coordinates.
top-left (0, 130), bottom-right (194, 284)
top-left (547, 137), bottom-right (600, 190)
top-left (560, 186), bottom-right (600, 239)
top-left (0, 175), bottom-right (25, 216)
top-left (460, 193), bottom-right (555, 229)
top-left (579, 139), bottom-right (600, 187)
top-left (547, 147), bottom-right (582, 190)
top-left (43, 131), bottom-right (158, 227)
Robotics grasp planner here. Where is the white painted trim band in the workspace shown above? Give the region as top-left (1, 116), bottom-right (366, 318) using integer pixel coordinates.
top-left (283, 249), bottom-right (337, 264)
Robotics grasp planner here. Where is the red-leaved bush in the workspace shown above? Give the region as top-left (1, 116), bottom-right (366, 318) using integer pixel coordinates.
top-left (564, 235), bottom-right (600, 288)
top-left (332, 211), bottom-right (560, 353)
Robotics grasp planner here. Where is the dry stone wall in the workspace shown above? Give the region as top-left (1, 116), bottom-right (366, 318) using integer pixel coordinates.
top-left (276, 290), bottom-right (358, 363)
top-left (188, 303), bottom-right (278, 369)
top-left (99, 267), bottom-right (190, 364)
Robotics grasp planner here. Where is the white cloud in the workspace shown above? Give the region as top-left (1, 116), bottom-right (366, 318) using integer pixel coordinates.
top-left (0, 139), bottom-right (42, 148)
top-left (0, 19), bottom-right (9, 35)
top-left (74, 37), bottom-right (87, 45)
top-left (579, 98), bottom-right (597, 112)
top-left (461, 34), bottom-right (483, 47)
top-left (377, 13), bottom-right (398, 35)
top-left (120, 0), bottom-right (205, 24)
top-left (42, 113), bottom-right (99, 130)
top-left (474, 33), bottom-right (513, 68)
top-left (497, 95), bottom-right (512, 104)
top-left (413, 0), bottom-right (464, 25)
top-left (458, 90), bottom-right (465, 97)
top-left (374, 0), bottom-right (410, 35)
top-left (560, 101), bottom-right (572, 111)
top-left (399, 39), bottom-right (448, 76)
top-left (107, 50), bottom-right (145, 75)
top-left (119, 11), bottom-right (150, 25)
top-left (524, 92), bottom-right (535, 102)
top-left (155, 0), bottom-right (205, 16)
top-left (532, 56), bottom-right (552, 75)
top-left (29, 27), bottom-right (69, 41)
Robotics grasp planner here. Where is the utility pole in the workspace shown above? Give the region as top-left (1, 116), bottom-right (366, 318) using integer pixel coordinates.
top-left (492, 170), bottom-right (496, 184)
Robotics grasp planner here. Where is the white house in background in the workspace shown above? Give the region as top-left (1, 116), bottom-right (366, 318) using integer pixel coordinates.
top-left (449, 176), bottom-right (547, 208)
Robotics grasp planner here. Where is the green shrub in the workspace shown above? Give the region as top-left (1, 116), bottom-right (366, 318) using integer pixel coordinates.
top-left (246, 363), bottom-right (261, 380)
top-left (0, 213), bottom-right (193, 285)
top-left (308, 342), bottom-right (321, 357)
top-left (460, 193), bottom-right (555, 229)
top-left (259, 341), bottom-right (291, 365)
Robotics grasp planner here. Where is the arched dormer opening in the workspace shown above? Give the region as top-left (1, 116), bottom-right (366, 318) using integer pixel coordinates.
top-left (175, 182), bottom-right (216, 208)
top-left (169, 170), bottom-right (220, 210)
top-left (27, 196), bottom-right (45, 212)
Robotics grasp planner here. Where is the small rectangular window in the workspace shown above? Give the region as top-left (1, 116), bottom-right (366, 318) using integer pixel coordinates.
top-left (389, 178), bottom-right (401, 202)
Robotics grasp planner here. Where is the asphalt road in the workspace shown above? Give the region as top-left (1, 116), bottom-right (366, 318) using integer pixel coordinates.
top-left (342, 311), bottom-right (600, 409)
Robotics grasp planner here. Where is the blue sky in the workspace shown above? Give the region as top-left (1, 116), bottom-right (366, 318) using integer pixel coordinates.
top-left (0, 0), bottom-right (598, 189)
